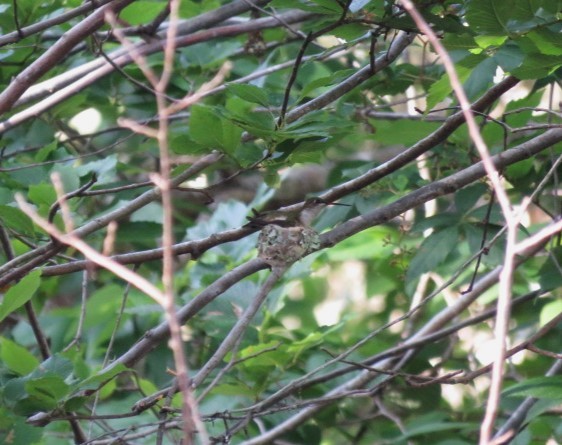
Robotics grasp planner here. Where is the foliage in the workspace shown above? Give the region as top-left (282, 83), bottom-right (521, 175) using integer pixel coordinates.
top-left (0, 0), bottom-right (561, 444)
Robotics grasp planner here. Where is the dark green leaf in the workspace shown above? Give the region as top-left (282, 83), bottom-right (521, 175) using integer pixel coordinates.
top-left (455, 183), bottom-right (488, 215)
top-left (466, 0), bottom-right (555, 35)
top-left (412, 214), bottom-right (460, 233)
top-left (538, 247), bottom-right (562, 290)
top-left (406, 226), bottom-right (459, 285)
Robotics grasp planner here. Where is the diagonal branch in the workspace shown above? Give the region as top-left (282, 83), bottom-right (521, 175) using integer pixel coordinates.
top-left (0, 0), bottom-right (136, 116)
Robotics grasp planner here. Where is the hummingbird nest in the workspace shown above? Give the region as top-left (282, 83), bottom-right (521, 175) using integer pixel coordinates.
top-left (257, 224), bottom-right (320, 268)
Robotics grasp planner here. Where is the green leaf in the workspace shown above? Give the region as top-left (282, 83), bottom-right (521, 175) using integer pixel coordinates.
top-left (443, 34), bottom-right (478, 52)
top-left (539, 299), bottom-right (562, 327)
top-left (332, 23), bottom-right (370, 41)
top-left (412, 214), bottom-right (460, 233)
top-left (74, 155), bottom-right (118, 183)
top-left (455, 183), bottom-right (488, 215)
top-left (462, 57), bottom-right (497, 99)
top-left (466, 0), bottom-right (556, 36)
top-left (189, 104), bottom-right (224, 148)
top-left (0, 269), bottom-right (41, 324)
top-left (34, 141), bottom-right (58, 163)
top-left (130, 202), bottom-right (163, 223)
top-left (369, 119), bottom-right (441, 147)
top-left (427, 65), bottom-right (472, 111)
top-left (226, 84), bottom-right (270, 107)
top-left (76, 363), bottom-right (128, 391)
top-left (189, 104), bottom-right (243, 153)
top-left (212, 382), bottom-right (256, 398)
top-left (233, 144), bottom-right (264, 167)
top-left (503, 376), bottom-right (562, 399)
top-left (264, 169), bottom-right (281, 188)
top-left (28, 183), bottom-right (57, 208)
top-left (537, 247), bottom-right (562, 290)
top-left (116, 221), bottom-right (162, 245)
top-left (473, 35), bottom-right (508, 51)
top-left (493, 41), bottom-right (525, 72)
top-left (510, 38), bottom-right (562, 79)
top-left (25, 375), bottom-right (70, 403)
top-left (227, 110), bottom-right (276, 139)
top-left (406, 226), bottom-right (459, 285)
top-left (50, 165), bottom-right (80, 195)
top-left (0, 205), bottom-right (35, 236)
top-left (170, 132), bottom-right (207, 154)
top-left (298, 70), bottom-right (355, 101)
top-left (221, 118), bottom-right (243, 155)
top-left (526, 28), bottom-right (562, 56)
top-left (31, 355), bottom-right (73, 378)
top-left (0, 337), bottom-right (40, 375)
top-left (120, 1), bottom-right (166, 26)
top-left (399, 419), bottom-right (477, 440)
top-left (271, 0), bottom-right (340, 14)
top-left (0, 407), bottom-right (42, 444)
top-left (325, 227), bottom-right (394, 261)
top-left (505, 157), bottom-right (534, 180)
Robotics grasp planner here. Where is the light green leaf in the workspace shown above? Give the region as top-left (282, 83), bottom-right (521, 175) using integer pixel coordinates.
top-left (31, 355), bottom-right (73, 378)
top-left (0, 269), bottom-right (41, 324)
top-left (426, 65), bottom-right (472, 111)
top-left (25, 375), bottom-right (70, 402)
top-left (221, 118), bottom-right (243, 155)
top-left (34, 141), bottom-right (58, 163)
top-left (298, 70), bottom-right (355, 101)
top-left (474, 35), bottom-right (508, 50)
top-left (130, 202), bottom-right (163, 223)
top-left (226, 84), bottom-right (270, 107)
top-left (369, 119), bottom-right (441, 146)
top-left (539, 299), bottom-right (562, 327)
top-left (77, 363), bottom-right (128, 391)
top-left (74, 155), bottom-right (118, 183)
top-left (120, 1), bottom-right (165, 26)
top-left (398, 420), bottom-right (477, 440)
top-left (0, 205), bottom-right (35, 236)
top-left (28, 183), bottom-right (57, 207)
top-left (0, 337), bottom-right (40, 375)
top-left (189, 104), bottom-right (223, 148)
top-left (503, 376), bottom-right (562, 399)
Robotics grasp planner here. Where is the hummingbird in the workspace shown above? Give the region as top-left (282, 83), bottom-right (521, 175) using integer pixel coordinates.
top-left (246, 197), bottom-right (350, 268)
top-left (245, 197), bottom-right (349, 229)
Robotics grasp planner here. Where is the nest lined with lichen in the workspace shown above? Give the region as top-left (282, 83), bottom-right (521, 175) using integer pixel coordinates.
top-left (257, 224), bottom-right (320, 268)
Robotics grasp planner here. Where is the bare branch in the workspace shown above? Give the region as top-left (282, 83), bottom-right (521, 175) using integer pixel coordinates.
top-left (0, 0), bottom-right (136, 116)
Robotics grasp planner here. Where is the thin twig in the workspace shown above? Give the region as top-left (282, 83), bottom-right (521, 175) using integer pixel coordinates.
top-left (63, 269), bottom-right (89, 352)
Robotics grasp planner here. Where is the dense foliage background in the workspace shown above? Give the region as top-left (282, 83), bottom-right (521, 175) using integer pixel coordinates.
top-left (0, 0), bottom-right (561, 444)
